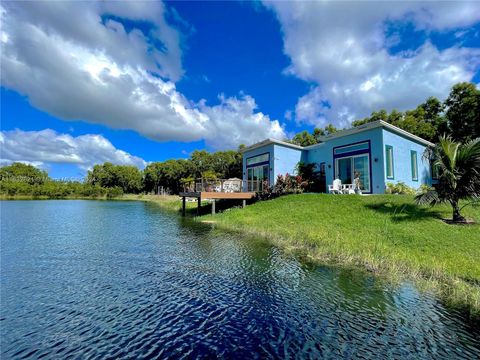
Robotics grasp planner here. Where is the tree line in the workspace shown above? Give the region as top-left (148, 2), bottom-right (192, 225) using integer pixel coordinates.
top-left (0, 148), bottom-right (244, 197)
top-left (290, 82), bottom-right (480, 146)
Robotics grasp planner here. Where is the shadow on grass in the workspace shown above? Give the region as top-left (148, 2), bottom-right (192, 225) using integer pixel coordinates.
top-left (364, 201), bottom-right (442, 222)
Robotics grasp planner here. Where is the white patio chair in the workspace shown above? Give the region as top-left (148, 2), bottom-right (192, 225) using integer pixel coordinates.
top-left (328, 178), bottom-right (343, 194)
top-left (343, 184), bottom-right (355, 194)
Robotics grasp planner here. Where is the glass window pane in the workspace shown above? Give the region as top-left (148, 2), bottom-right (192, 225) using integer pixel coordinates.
top-left (337, 158), bottom-right (352, 184)
top-left (263, 165), bottom-right (269, 185)
top-left (334, 142), bottom-right (369, 155)
top-left (246, 153), bottom-right (269, 166)
top-left (411, 151), bottom-right (418, 180)
top-left (353, 155), bottom-right (370, 192)
top-left (385, 146), bottom-right (394, 179)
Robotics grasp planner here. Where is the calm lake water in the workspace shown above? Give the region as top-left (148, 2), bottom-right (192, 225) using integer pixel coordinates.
top-left (1, 200), bottom-right (479, 359)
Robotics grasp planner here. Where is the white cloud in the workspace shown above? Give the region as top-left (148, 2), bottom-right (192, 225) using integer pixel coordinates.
top-left (199, 94), bottom-right (285, 148)
top-left (0, 129), bottom-right (147, 171)
top-left (0, 1), bottom-right (285, 149)
top-left (265, 1), bottom-right (480, 128)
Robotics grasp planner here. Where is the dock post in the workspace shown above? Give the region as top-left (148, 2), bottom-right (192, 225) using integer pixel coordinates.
top-left (211, 199), bottom-right (216, 215)
top-left (182, 196), bottom-right (186, 217)
top-left (242, 199), bottom-right (246, 208)
top-left (197, 195), bottom-right (201, 216)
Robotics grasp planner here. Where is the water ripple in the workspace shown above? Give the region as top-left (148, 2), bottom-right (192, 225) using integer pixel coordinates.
top-left (1, 200), bottom-right (479, 359)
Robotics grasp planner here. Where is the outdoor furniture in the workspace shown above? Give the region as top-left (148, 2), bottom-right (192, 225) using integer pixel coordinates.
top-left (328, 178), bottom-right (343, 194)
top-left (342, 184), bottom-right (355, 194)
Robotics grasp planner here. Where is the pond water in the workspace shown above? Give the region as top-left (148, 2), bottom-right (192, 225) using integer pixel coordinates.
top-left (1, 200), bottom-right (479, 359)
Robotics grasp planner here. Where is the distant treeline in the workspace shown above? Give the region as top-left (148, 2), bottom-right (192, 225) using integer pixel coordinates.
top-left (0, 148), bottom-right (244, 197)
top-left (290, 82), bottom-right (480, 146)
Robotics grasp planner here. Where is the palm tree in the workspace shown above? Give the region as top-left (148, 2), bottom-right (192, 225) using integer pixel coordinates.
top-left (415, 136), bottom-right (480, 222)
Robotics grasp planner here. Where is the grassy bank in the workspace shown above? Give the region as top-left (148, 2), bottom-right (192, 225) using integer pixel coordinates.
top-left (200, 194), bottom-right (480, 318)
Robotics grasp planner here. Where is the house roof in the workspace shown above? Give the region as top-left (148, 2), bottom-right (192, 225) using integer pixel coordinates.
top-left (240, 138), bottom-right (304, 153)
top-left (242, 120), bottom-right (434, 153)
top-left (306, 120), bottom-right (434, 148)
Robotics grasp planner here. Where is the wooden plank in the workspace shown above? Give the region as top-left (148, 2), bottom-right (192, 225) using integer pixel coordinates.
top-left (200, 192), bottom-right (255, 200)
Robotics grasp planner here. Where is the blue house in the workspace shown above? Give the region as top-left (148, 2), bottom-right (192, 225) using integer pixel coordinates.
top-left (242, 120), bottom-right (434, 194)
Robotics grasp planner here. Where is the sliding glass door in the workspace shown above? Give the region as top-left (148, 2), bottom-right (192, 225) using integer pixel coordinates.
top-left (335, 154), bottom-right (371, 192)
top-left (246, 152), bottom-right (270, 192)
top-left (247, 164), bottom-right (269, 191)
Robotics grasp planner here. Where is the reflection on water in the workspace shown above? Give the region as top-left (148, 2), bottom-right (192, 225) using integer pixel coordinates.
top-left (1, 200), bottom-right (479, 359)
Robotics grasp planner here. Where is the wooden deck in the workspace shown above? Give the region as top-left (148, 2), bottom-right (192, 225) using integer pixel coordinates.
top-left (179, 191), bottom-right (256, 200)
top-left (179, 191), bottom-right (256, 216)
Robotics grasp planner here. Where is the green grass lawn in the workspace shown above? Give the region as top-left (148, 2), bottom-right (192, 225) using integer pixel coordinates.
top-left (200, 194), bottom-right (480, 317)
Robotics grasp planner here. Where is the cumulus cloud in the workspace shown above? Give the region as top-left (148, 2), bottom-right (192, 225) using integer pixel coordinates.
top-left (0, 129), bottom-right (147, 171)
top-left (265, 1), bottom-right (480, 128)
top-left (1, 1), bottom-right (285, 149)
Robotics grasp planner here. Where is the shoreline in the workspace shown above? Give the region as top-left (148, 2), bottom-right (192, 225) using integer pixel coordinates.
top-left (196, 194), bottom-right (480, 320)
top-left (2, 193), bottom-right (479, 320)
top-left (201, 218), bottom-right (480, 320)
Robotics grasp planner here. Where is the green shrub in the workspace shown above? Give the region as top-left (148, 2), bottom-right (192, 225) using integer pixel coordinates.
top-left (385, 182), bottom-right (416, 195)
top-left (106, 186), bottom-right (124, 198)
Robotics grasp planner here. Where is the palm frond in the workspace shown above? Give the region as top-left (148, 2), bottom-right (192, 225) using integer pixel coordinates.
top-left (415, 189), bottom-right (442, 206)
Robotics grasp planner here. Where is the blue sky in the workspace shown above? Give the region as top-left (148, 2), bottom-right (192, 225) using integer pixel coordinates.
top-left (1, 1), bottom-right (479, 178)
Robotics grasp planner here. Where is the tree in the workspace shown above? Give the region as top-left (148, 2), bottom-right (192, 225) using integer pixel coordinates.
top-left (86, 163), bottom-right (142, 193)
top-left (352, 110), bottom-right (388, 127)
top-left (291, 130), bottom-right (317, 146)
top-left (415, 136), bottom-right (480, 222)
top-left (143, 160), bottom-right (190, 194)
top-left (387, 109), bottom-right (403, 126)
top-left (420, 96), bottom-right (446, 130)
top-left (292, 124), bottom-right (338, 146)
top-left (190, 150), bottom-right (214, 178)
top-left (351, 99), bottom-right (445, 143)
top-left (313, 128), bottom-right (325, 142)
top-left (324, 124), bottom-right (338, 135)
top-left (400, 109), bottom-right (437, 142)
top-left (444, 82), bottom-right (480, 142)
top-left (0, 162), bottom-right (48, 184)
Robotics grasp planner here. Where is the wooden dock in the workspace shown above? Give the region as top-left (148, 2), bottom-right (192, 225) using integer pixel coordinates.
top-left (179, 191), bottom-right (256, 216)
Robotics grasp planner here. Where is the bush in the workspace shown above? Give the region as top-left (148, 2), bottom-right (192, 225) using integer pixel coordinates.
top-left (417, 184), bottom-right (434, 195)
top-left (385, 182), bottom-right (416, 195)
top-left (106, 186), bottom-right (124, 198)
top-left (257, 174), bottom-right (307, 201)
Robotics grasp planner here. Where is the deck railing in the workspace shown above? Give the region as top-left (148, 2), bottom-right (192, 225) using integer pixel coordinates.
top-left (182, 178), bottom-right (267, 193)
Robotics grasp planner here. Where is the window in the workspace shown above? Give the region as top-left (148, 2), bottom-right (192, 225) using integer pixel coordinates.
top-left (385, 145), bottom-right (394, 179)
top-left (319, 162), bottom-right (326, 176)
top-left (334, 141), bottom-right (369, 155)
top-left (411, 150), bottom-right (418, 181)
top-left (246, 153), bottom-right (269, 166)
